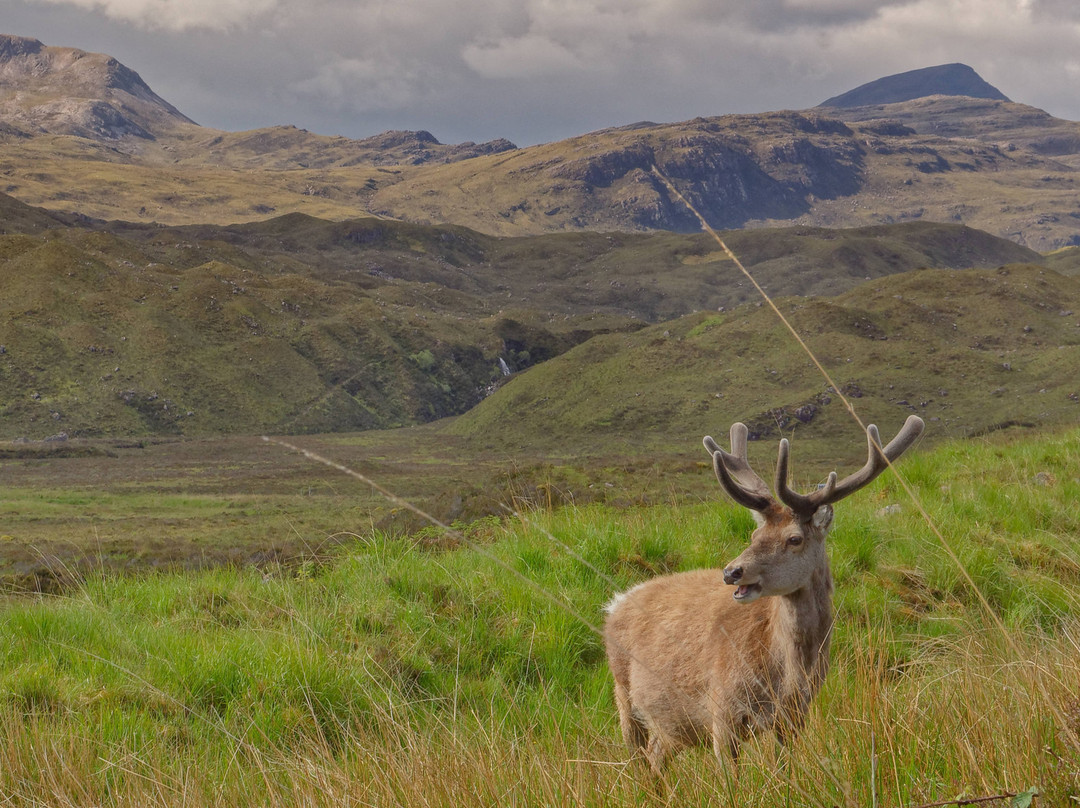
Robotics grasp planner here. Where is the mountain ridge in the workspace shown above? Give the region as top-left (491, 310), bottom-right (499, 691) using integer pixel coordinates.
top-left (0, 33), bottom-right (195, 139)
top-left (1, 36), bottom-right (1079, 250)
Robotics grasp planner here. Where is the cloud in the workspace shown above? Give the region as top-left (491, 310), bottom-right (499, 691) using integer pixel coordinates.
top-left (23, 0), bottom-right (279, 31)
top-left (462, 33), bottom-right (589, 79)
top-left (1029, 0), bottom-right (1080, 23)
top-left (286, 56), bottom-right (429, 112)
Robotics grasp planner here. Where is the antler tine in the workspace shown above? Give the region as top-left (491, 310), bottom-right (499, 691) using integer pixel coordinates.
top-left (703, 423), bottom-right (775, 513)
top-left (776, 415), bottom-right (925, 517)
top-left (774, 437), bottom-right (837, 518)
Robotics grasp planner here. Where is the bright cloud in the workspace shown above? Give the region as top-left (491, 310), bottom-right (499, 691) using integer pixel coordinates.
top-left (23, 0), bottom-right (279, 31)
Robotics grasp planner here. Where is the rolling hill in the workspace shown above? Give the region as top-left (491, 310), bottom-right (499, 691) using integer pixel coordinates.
top-left (3, 35), bottom-right (1080, 454)
top-left (447, 262), bottom-right (1080, 458)
top-left (0, 187), bottom-right (1052, 440)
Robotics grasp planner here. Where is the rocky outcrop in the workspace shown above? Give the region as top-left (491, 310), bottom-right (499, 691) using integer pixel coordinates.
top-left (352, 129), bottom-right (517, 165)
top-left (535, 112), bottom-right (865, 231)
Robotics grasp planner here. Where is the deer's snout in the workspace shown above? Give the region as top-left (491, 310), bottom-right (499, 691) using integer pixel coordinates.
top-left (722, 566), bottom-right (743, 585)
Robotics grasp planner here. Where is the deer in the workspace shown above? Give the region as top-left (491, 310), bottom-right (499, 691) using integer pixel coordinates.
top-left (603, 415), bottom-right (924, 774)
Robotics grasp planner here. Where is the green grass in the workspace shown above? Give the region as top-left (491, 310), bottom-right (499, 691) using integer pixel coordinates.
top-left (1, 428), bottom-right (1079, 805)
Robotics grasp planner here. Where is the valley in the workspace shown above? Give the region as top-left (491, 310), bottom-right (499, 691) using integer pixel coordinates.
top-left (2, 34), bottom-right (1080, 585)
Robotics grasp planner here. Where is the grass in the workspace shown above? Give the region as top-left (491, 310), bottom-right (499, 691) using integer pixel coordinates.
top-left (1, 427), bottom-right (1079, 805)
top-left (0, 132), bottom-right (393, 227)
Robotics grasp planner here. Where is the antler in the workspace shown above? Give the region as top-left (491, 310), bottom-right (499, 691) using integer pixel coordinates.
top-left (703, 423), bottom-right (776, 513)
top-left (776, 415), bottom-right (925, 518)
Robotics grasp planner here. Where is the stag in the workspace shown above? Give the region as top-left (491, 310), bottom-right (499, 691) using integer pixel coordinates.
top-left (603, 415), bottom-right (924, 773)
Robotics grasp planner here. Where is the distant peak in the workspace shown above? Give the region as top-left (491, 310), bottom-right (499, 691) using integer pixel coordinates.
top-left (0, 32), bottom-right (197, 139)
top-left (819, 63), bottom-right (1010, 108)
top-left (0, 34), bottom-right (44, 59)
top-left (362, 129), bottom-right (442, 147)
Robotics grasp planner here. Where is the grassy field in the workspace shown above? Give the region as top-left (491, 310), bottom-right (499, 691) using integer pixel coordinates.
top-left (1, 425), bottom-right (1078, 806)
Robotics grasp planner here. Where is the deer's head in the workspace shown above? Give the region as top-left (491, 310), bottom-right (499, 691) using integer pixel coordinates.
top-left (703, 416), bottom-right (924, 603)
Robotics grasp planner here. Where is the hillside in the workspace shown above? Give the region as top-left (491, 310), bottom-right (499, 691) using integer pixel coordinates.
top-left (1, 38), bottom-right (1079, 250)
top-left (448, 263), bottom-right (1080, 458)
top-left (0, 217), bottom-right (625, 438)
top-left (367, 103), bottom-right (1080, 251)
top-left (0, 191), bottom-right (1044, 440)
top-left (2, 37), bottom-right (1079, 446)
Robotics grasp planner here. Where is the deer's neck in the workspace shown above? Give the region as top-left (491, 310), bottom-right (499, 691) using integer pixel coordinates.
top-left (772, 565), bottom-right (834, 674)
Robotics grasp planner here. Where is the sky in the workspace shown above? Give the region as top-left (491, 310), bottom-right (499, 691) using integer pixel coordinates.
top-left (4, 0), bottom-right (1080, 147)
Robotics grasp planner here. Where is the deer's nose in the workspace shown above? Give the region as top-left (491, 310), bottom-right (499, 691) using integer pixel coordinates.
top-left (723, 566), bottom-right (743, 586)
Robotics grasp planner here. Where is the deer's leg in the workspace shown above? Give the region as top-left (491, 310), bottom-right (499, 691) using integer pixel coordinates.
top-left (613, 680), bottom-right (649, 753)
top-left (644, 732), bottom-right (670, 776)
top-left (711, 720), bottom-right (740, 772)
top-left (773, 696), bottom-right (807, 749)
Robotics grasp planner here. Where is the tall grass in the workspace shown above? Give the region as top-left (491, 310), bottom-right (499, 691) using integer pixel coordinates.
top-left (1, 429), bottom-right (1079, 805)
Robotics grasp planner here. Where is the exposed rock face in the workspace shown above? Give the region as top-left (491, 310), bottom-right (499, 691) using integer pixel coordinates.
top-left (443, 138), bottom-right (517, 163)
top-left (819, 63), bottom-right (1010, 108)
top-left (0, 33), bottom-right (196, 139)
top-left (353, 129), bottom-right (517, 165)
top-left (374, 111), bottom-right (866, 233)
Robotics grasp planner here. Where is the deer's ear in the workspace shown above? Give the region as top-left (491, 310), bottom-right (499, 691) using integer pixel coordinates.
top-left (749, 509), bottom-right (766, 528)
top-left (811, 504), bottom-right (834, 532)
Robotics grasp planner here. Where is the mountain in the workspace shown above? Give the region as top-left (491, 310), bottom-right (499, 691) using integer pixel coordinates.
top-left (819, 63), bottom-right (1010, 108)
top-left (1, 40), bottom-right (1079, 250)
top-left (368, 102), bottom-right (1080, 251)
top-left (0, 34), bottom-right (195, 139)
top-left (1, 36), bottom-right (1079, 450)
top-left (360, 66), bottom-right (1077, 250)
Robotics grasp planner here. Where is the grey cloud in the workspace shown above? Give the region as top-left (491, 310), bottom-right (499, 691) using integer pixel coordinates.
top-left (22, 0), bottom-right (281, 31)
top-left (1029, 0), bottom-right (1080, 21)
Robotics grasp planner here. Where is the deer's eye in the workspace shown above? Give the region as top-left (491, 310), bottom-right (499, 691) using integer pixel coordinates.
top-left (786, 534), bottom-right (804, 547)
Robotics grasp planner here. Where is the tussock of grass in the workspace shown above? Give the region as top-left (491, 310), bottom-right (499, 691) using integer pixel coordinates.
top-left (1, 429), bottom-right (1079, 805)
